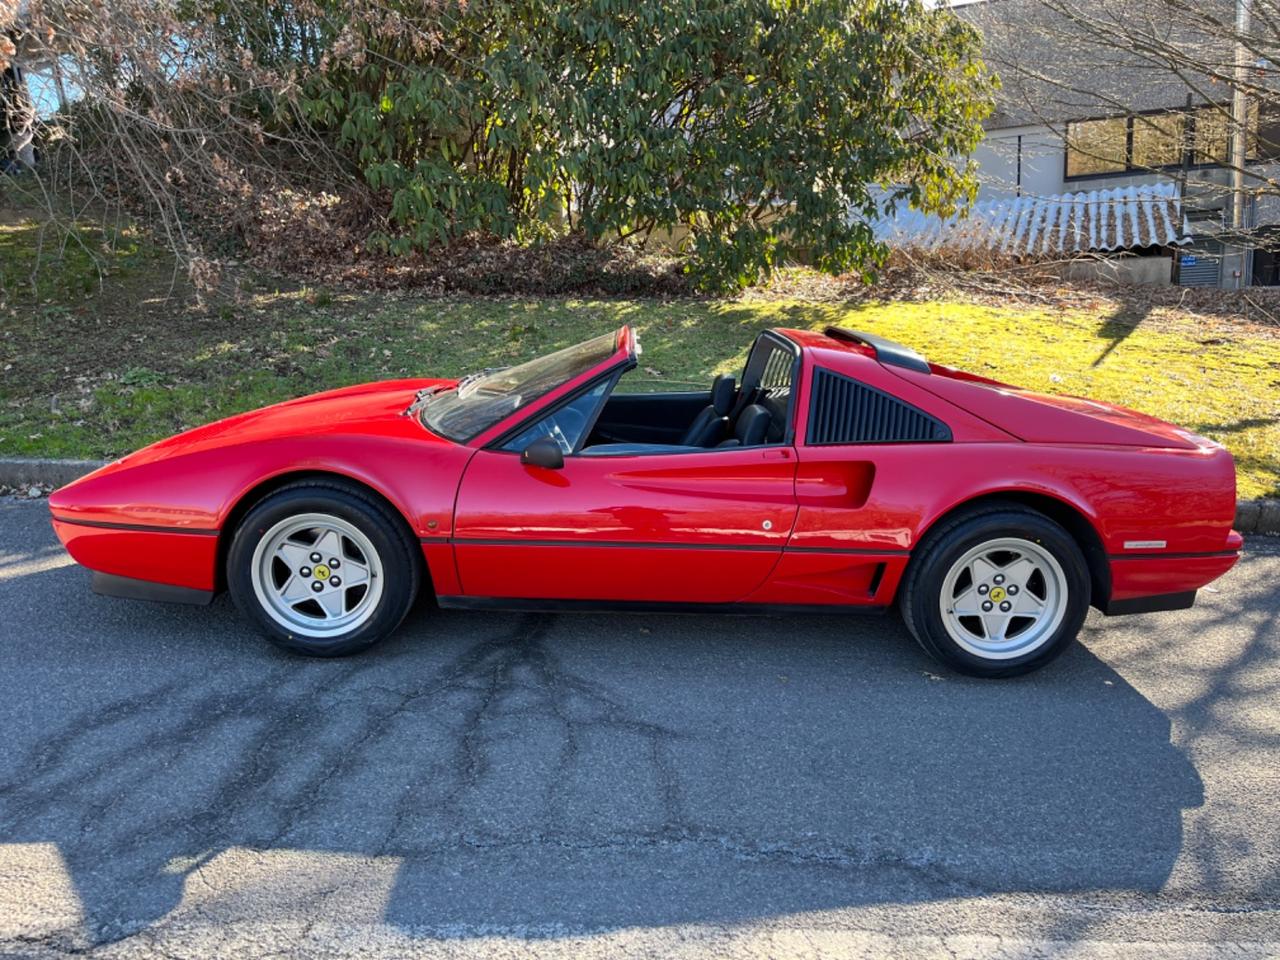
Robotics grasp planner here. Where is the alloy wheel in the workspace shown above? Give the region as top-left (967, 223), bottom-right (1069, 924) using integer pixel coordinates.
top-left (250, 512), bottom-right (385, 638)
top-left (938, 536), bottom-right (1069, 660)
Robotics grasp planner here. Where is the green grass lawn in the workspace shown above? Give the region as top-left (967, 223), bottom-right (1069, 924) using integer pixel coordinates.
top-left (1, 209), bottom-right (1277, 498)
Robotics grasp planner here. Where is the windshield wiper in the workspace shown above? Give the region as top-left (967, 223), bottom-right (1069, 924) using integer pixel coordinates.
top-left (403, 385), bottom-right (446, 417)
top-left (405, 365), bottom-right (508, 416)
top-left (455, 366), bottom-right (507, 398)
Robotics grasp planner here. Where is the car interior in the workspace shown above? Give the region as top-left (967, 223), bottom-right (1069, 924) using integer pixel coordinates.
top-left (502, 331), bottom-right (799, 459)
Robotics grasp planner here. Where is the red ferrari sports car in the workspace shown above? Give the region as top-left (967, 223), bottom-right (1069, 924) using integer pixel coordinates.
top-left (49, 324), bottom-right (1241, 676)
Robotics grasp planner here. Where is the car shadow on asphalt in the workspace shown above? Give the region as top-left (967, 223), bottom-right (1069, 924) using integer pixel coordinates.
top-left (0, 539), bottom-right (1229, 946)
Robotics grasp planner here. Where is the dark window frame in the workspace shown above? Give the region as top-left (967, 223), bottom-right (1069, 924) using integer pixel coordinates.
top-left (742, 331), bottom-right (802, 446)
top-left (1062, 103), bottom-right (1273, 182)
top-left (485, 366), bottom-right (628, 456)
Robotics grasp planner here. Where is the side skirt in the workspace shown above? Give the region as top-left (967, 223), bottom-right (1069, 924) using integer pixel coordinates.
top-left (92, 572), bottom-right (215, 606)
top-left (436, 596), bottom-right (889, 617)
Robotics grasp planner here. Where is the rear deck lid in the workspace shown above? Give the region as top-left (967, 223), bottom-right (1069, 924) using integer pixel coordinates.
top-left (899, 364), bottom-right (1200, 449)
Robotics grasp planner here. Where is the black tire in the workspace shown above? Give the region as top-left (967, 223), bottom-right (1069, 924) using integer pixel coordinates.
top-left (899, 504), bottom-right (1091, 678)
top-left (227, 481), bottom-right (422, 656)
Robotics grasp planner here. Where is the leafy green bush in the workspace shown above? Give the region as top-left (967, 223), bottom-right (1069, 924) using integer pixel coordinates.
top-left (304, 0), bottom-right (994, 291)
top-left (19, 0), bottom-right (991, 293)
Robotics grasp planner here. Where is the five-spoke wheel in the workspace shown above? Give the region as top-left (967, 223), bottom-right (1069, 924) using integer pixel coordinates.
top-left (251, 513), bottom-right (385, 638)
top-left (940, 537), bottom-right (1068, 660)
top-left (900, 504), bottom-right (1090, 677)
top-left (228, 481), bottom-right (421, 656)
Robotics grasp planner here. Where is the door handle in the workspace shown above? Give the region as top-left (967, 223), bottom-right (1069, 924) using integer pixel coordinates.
top-left (761, 448), bottom-right (792, 460)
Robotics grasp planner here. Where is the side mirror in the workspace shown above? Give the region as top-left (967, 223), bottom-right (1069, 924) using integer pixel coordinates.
top-left (521, 437), bottom-right (564, 470)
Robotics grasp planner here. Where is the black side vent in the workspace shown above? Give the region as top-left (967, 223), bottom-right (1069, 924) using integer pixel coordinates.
top-left (807, 368), bottom-right (951, 445)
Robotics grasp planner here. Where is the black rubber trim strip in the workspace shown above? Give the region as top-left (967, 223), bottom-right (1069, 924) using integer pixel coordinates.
top-left (789, 545), bottom-right (910, 556)
top-left (1107, 550), bottom-right (1239, 561)
top-left (1100, 590), bottom-right (1197, 616)
top-left (437, 596), bottom-right (888, 616)
top-left (53, 515), bottom-right (219, 536)
top-left (92, 571), bottom-right (215, 605)
top-left (436, 536), bottom-right (908, 556)
top-left (448, 537), bottom-right (777, 552)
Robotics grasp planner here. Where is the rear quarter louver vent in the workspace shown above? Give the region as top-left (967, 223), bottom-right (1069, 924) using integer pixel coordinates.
top-left (807, 368), bottom-right (951, 445)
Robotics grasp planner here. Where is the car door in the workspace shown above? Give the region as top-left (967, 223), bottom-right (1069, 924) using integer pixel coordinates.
top-left (451, 445), bottom-right (798, 604)
top-left (754, 362), bottom-right (958, 606)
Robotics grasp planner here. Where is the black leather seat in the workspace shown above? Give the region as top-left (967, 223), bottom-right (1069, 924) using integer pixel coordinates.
top-left (717, 404), bottom-right (771, 448)
top-left (678, 374), bottom-right (736, 447)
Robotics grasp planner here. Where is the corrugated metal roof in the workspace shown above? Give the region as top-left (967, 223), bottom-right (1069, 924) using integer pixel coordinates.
top-left (874, 183), bottom-right (1192, 257)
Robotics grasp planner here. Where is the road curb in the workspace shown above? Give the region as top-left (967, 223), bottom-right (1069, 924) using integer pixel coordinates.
top-left (1, 456), bottom-right (1277, 534)
top-left (1238, 498), bottom-right (1280, 535)
top-left (0, 457), bottom-right (107, 492)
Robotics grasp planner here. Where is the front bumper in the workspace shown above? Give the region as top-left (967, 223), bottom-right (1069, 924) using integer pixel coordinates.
top-left (51, 517), bottom-right (219, 593)
top-left (93, 571), bottom-right (214, 605)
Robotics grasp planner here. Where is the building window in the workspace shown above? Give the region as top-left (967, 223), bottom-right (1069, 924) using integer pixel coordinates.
top-left (1065, 117), bottom-right (1128, 177)
top-left (1260, 105), bottom-right (1280, 162)
top-left (1066, 104), bottom-right (1273, 179)
top-left (1132, 112), bottom-right (1184, 168)
top-left (1192, 108), bottom-right (1230, 165)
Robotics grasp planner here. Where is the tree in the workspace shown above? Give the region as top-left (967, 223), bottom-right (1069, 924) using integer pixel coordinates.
top-left (8, 0), bottom-right (996, 292)
top-left (311, 0), bottom-right (997, 289)
top-left (1, 5), bottom-right (38, 172)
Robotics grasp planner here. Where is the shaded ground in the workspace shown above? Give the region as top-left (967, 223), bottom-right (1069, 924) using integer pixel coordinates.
top-left (1, 501), bottom-right (1278, 958)
top-left (1, 204), bottom-right (1277, 498)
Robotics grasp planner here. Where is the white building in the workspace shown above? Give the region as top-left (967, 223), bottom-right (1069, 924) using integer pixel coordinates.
top-left (884, 0), bottom-right (1280, 287)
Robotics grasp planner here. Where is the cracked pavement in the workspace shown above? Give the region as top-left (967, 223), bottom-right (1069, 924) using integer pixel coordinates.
top-left (1, 499), bottom-right (1278, 958)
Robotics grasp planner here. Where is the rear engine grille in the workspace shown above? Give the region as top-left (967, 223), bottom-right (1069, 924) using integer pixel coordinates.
top-left (807, 368), bottom-right (951, 445)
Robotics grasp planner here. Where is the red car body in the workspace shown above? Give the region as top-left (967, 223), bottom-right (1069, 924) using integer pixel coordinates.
top-left (49, 325), bottom-right (1241, 618)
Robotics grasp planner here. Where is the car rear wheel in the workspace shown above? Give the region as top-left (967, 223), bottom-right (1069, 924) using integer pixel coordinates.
top-left (227, 482), bottom-right (421, 656)
top-left (900, 506), bottom-right (1090, 678)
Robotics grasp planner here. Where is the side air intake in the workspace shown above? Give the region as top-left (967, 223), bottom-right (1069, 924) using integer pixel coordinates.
top-left (807, 368), bottom-right (951, 445)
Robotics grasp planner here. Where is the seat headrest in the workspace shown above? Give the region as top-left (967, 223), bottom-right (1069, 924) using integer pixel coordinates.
top-left (735, 403), bottom-right (771, 446)
top-left (711, 374), bottom-right (736, 416)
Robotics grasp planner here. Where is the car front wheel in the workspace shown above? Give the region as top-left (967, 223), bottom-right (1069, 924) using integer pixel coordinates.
top-left (227, 481), bottom-right (421, 656)
top-left (900, 505), bottom-right (1091, 677)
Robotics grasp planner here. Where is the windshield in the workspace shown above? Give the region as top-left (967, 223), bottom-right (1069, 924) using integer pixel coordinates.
top-left (423, 332), bottom-right (621, 442)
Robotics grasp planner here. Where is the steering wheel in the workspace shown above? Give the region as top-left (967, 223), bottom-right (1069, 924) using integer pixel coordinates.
top-left (540, 406), bottom-right (588, 454)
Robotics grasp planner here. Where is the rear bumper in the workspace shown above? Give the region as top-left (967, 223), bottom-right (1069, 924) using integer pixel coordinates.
top-left (1103, 539), bottom-right (1241, 615)
top-left (1100, 589), bottom-right (1198, 616)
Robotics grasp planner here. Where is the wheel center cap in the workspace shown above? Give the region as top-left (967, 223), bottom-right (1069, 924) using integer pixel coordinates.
top-left (313, 563), bottom-right (331, 580)
top-left (989, 586), bottom-right (1007, 603)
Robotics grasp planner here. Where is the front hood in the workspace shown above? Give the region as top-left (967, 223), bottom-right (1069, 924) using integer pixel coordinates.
top-left (902, 365), bottom-right (1201, 449)
top-left (49, 376), bottom-right (473, 532)
top-left (87, 377), bottom-right (458, 477)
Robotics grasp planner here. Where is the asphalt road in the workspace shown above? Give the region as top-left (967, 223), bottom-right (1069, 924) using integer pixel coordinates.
top-left (1, 498), bottom-right (1278, 959)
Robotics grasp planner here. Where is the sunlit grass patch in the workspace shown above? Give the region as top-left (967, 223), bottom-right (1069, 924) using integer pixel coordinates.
top-left (1, 289), bottom-right (1276, 499)
top-left (0, 218), bottom-right (154, 304)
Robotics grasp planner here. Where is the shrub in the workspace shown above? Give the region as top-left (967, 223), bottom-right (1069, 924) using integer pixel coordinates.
top-left (308, 0), bottom-right (996, 291)
top-left (10, 0), bottom-right (994, 293)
